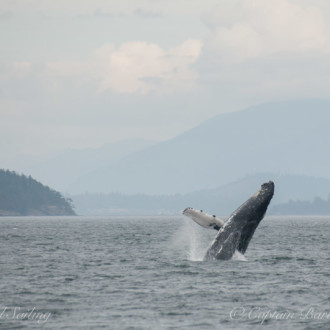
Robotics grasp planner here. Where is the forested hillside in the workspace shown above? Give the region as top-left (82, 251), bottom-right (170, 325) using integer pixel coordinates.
top-left (0, 169), bottom-right (75, 216)
top-left (272, 196), bottom-right (330, 215)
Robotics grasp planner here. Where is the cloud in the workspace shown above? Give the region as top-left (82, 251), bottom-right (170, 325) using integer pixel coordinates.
top-left (76, 10), bottom-right (114, 20)
top-left (0, 39), bottom-right (202, 131)
top-left (0, 10), bottom-right (13, 19)
top-left (202, 0), bottom-right (330, 63)
top-left (9, 39), bottom-right (202, 96)
top-left (0, 61), bottom-right (32, 82)
top-left (0, 38), bottom-right (205, 157)
top-left (0, 98), bottom-right (23, 116)
top-left (197, 0), bottom-right (330, 104)
top-left (134, 8), bottom-right (163, 19)
top-left (104, 39), bottom-right (201, 94)
top-left (90, 39), bottom-right (202, 94)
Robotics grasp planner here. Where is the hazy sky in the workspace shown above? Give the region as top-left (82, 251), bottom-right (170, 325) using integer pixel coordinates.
top-left (1, 0), bottom-right (330, 165)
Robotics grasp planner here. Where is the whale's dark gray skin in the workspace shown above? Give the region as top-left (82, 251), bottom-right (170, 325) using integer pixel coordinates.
top-left (204, 181), bottom-right (274, 261)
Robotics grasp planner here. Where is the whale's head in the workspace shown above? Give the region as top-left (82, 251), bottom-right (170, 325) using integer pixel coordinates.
top-left (250, 181), bottom-right (275, 219)
top-left (253, 181), bottom-right (274, 202)
top-left (260, 181), bottom-right (274, 199)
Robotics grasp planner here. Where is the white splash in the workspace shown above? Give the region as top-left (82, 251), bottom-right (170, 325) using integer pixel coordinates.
top-left (232, 250), bottom-right (247, 261)
top-left (171, 219), bottom-right (209, 261)
top-left (187, 224), bottom-right (203, 261)
top-left (171, 219), bottom-right (249, 262)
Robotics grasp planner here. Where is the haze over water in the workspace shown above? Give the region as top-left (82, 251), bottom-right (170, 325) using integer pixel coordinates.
top-left (1, 216), bottom-right (329, 329)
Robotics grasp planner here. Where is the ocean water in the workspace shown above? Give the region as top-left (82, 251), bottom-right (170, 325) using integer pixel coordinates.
top-left (0, 216), bottom-right (329, 329)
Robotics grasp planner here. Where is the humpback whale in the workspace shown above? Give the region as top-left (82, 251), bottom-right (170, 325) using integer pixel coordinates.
top-left (183, 181), bottom-right (274, 261)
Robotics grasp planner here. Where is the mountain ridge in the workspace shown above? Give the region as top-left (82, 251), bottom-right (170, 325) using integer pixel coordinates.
top-left (70, 173), bottom-right (330, 216)
top-left (69, 99), bottom-right (330, 194)
top-left (21, 138), bottom-right (156, 193)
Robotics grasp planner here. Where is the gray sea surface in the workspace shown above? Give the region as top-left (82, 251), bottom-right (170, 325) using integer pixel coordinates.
top-left (0, 216), bottom-right (329, 329)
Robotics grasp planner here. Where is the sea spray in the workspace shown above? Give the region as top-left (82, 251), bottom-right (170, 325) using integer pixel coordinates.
top-left (169, 218), bottom-right (215, 261)
top-left (186, 221), bottom-right (202, 261)
top-left (232, 250), bottom-right (247, 261)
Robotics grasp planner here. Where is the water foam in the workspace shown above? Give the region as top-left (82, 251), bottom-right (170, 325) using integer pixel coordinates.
top-left (232, 250), bottom-right (247, 261)
top-left (171, 219), bottom-right (206, 261)
top-left (187, 224), bottom-right (204, 261)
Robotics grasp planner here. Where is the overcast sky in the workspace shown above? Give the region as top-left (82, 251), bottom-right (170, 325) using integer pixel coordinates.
top-left (1, 0), bottom-right (330, 166)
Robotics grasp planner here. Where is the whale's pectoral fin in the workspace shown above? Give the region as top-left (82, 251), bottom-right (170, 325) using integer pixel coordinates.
top-left (183, 207), bottom-right (224, 230)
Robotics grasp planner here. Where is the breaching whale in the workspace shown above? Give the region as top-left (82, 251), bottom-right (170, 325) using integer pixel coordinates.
top-left (183, 181), bottom-right (274, 261)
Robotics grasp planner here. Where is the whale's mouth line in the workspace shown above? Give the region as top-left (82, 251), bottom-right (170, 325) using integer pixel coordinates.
top-left (182, 181), bottom-right (275, 261)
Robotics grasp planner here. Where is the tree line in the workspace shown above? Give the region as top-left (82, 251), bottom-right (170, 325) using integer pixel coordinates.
top-left (0, 169), bottom-right (75, 216)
